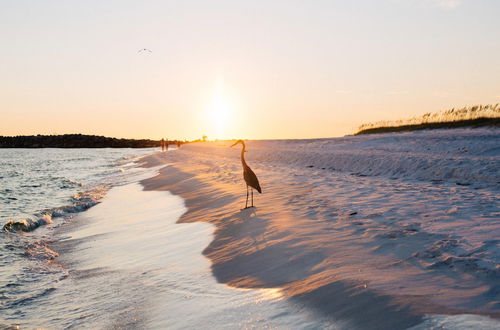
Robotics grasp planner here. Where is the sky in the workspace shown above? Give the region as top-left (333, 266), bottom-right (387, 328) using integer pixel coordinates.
top-left (1, 0), bottom-right (499, 140)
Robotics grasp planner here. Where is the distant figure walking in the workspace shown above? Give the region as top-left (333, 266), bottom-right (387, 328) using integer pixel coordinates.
top-left (231, 140), bottom-right (262, 209)
top-left (160, 138), bottom-right (165, 152)
top-left (165, 140), bottom-right (169, 151)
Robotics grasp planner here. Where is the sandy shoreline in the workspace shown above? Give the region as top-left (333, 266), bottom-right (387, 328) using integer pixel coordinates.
top-left (140, 152), bottom-right (425, 329)
top-left (139, 137), bottom-right (499, 329)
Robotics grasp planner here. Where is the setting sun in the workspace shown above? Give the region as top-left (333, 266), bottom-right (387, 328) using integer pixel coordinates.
top-left (204, 80), bottom-right (234, 139)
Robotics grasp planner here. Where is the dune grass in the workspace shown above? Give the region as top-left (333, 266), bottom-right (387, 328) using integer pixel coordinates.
top-left (356, 104), bottom-right (500, 135)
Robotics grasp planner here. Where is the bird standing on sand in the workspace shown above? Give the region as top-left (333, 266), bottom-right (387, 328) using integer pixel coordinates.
top-left (231, 140), bottom-right (262, 209)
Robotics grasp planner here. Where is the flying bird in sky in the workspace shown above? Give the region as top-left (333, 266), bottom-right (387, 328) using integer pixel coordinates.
top-left (138, 48), bottom-right (152, 54)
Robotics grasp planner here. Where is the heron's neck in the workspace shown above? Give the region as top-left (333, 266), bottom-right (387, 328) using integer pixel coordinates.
top-left (240, 144), bottom-right (248, 168)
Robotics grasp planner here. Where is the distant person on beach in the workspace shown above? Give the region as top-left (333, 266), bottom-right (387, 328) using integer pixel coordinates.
top-left (160, 138), bottom-right (165, 152)
top-left (177, 141), bottom-right (181, 148)
top-left (165, 140), bottom-right (169, 151)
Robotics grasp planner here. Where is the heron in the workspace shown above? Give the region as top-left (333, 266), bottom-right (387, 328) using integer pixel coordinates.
top-left (231, 140), bottom-right (262, 209)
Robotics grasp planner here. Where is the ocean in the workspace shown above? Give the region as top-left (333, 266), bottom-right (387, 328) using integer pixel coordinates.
top-left (0, 148), bottom-right (153, 327)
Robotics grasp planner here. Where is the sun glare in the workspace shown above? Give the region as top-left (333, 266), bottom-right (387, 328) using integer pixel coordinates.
top-left (204, 80), bottom-right (233, 139)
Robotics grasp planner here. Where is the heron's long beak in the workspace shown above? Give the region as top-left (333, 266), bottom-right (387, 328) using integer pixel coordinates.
top-left (230, 141), bottom-right (239, 147)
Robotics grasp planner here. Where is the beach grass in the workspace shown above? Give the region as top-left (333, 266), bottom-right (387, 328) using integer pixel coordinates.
top-left (356, 104), bottom-right (500, 135)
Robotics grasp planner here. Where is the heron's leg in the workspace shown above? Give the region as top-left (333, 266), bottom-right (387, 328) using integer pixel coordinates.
top-left (245, 185), bottom-right (249, 209)
top-left (251, 189), bottom-right (254, 207)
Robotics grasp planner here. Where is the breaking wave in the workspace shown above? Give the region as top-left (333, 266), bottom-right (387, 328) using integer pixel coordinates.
top-left (3, 185), bottom-right (108, 233)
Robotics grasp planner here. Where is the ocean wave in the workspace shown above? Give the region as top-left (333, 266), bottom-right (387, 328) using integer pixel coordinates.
top-left (25, 240), bottom-right (59, 261)
top-left (59, 178), bottom-right (83, 189)
top-left (3, 214), bottom-right (53, 232)
top-left (4, 286), bottom-right (57, 309)
top-left (2, 186), bottom-right (109, 233)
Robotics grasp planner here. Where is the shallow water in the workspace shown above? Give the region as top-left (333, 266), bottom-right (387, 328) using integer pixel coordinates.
top-left (0, 148), bottom-right (153, 224)
top-left (3, 182), bottom-right (341, 329)
top-left (0, 148), bottom-right (155, 327)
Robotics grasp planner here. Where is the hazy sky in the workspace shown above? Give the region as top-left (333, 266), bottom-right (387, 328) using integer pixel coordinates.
top-left (1, 0), bottom-right (499, 140)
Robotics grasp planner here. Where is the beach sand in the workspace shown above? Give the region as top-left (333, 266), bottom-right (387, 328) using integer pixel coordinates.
top-left (139, 138), bottom-right (500, 329)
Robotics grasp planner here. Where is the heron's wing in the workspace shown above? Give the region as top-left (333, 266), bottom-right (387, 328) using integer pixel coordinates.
top-left (244, 167), bottom-right (262, 193)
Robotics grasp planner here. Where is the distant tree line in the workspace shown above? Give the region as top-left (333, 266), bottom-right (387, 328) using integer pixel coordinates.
top-left (0, 134), bottom-right (161, 148)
